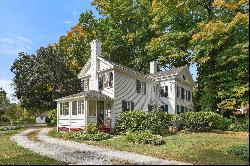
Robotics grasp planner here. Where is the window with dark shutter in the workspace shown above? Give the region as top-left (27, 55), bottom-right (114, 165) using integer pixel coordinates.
top-left (188, 91), bottom-right (191, 101)
top-left (181, 87), bottom-right (185, 99)
top-left (160, 105), bottom-right (165, 112)
top-left (160, 88), bottom-right (164, 97)
top-left (177, 105), bottom-right (180, 114)
top-left (164, 104), bottom-right (168, 113)
top-left (144, 82), bottom-right (146, 94)
top-left (148, 104), bottom-right (152, 112)
top-left (165, 86), bottom-right (168, 97)
top-left (98, 75), bottom-right (103, 90)
top-left (122, 100), bottom-right (127, 112)
top-left (109, 72), bottom-right (113, 88)
top-left (131, 101), bottom-right (134, 111)
top-left (177, 86), bottom-right (180, 97)
top-left (186, 90), bottom-right (188, 100)
top-left (136, 80), bottom-right (141, 93)
top-left (180, 106), bottom-right (184, 113)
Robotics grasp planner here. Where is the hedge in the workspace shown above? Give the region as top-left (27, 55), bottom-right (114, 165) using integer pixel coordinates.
top-left (115, 111), bottom-right (173, 134)
top-left (172, 111), bottom-right (232, 131)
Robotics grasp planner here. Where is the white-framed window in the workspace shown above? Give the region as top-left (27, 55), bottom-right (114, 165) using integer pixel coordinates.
top-left (60, 102), bottom-right (69, 115)
top-left (72, 101), bottom-right (77, 115)
top-left (81, 79), bottom-right (89, 91)
top-left (122, 100), bottom-right (134, 111)
top-left (160, 86), bottom-right (168, 98)
top-left (80, 100), bottom-right (84, 114)
top-left (99, 72), bottom-right (113, 90)
top-left (136, 80), bottom-right (146, 94)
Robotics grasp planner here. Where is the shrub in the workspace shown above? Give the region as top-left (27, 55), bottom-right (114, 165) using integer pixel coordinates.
top-left (86, 123), bottom-right (98, 134)
top-left (228, 116), bottom-right (249, 132)
top-left (115, 111), bottom-right (173, 135)
top-left (45, 109), bottom-right (57, 126)
top-left (58, 130), bottom-right (112, 141)
top-left (125, 130), bottom-right (165, 145)
top-left (173, 111), bottom-right (230, 132)
top-left (227, 144), bottom-right (249, 161)
top-left (0, 125), bottom-right (22, 131)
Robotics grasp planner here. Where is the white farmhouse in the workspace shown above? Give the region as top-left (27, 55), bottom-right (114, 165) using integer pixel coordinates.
top-left (55, 40), bottom-right (195, 132)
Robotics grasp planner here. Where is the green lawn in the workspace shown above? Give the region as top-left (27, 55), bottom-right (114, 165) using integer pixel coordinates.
top-left (0, 130), bottom-right (65, 165)
top-left (50, 129), bottom-right (249, 165)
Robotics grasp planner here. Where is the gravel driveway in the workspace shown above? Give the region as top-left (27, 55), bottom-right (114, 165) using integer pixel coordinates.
top-left (11, 128), bottom-right (192, 165)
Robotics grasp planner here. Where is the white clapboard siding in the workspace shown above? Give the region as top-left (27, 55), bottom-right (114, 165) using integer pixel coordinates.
top-left (113, 70), bottom-right (157, 126)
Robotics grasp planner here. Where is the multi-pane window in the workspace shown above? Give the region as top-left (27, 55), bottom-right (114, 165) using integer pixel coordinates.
top-left (81, 79), bottom-right (89, 91)
top-left (136, 80), bottom-right (146, 94)
top-left (160, 86), bottom-right (168, 98)
top-left (72, 101), bottom-right (84, 115)
top-left (122, 100), bottom-right (134, 111)
top-left (180, 106), bottom-right (185, 113)
top-left (72, 101), bottom-right (77, 115)
top-left (181, 87), bottom-right (185, 99)
top-left (177, 86), bottom-right (180, 97)
top-left (59, 102), bottom-right (69, 115)
top-left (160, 104), bottom-right (168, 113)
top-left (188, 91), bottom-right (191, 101)
top-left (99, 72), bottom-right (113, 90)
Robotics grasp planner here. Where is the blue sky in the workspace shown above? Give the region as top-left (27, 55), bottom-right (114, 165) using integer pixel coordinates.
top-left (0, 0), bottom-right (197, 102)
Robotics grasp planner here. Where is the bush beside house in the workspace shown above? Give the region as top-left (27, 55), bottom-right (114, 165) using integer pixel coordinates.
top-left (115, 111), bottom-right (173, 135)
top-left (45, 109), bottom-right (57, 126)
top-left (53, 123), bottom-right (112, 141)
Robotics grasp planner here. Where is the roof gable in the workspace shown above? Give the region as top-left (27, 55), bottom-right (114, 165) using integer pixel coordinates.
top-left (176, 65), bottom-right (195, 86)
top-left (77, 59), bottom-right (91, 78)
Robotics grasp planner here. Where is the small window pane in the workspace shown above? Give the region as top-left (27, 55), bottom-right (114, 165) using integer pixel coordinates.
top-left (60, 103), bottom-right (63, 115)
top-left (64, 102), bottom-right (69, 115)
top-left (72, 101), bottom-right (77, 115)
top-left (80, 100), bottom-right (84, 114)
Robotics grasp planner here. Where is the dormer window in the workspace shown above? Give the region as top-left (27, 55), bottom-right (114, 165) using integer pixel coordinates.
top-left (160, 86), bottom-right (168, 98)
top-left (99, 72), bottom-right (113, 90)
top-left (81, 79), bottom-right (89, 91)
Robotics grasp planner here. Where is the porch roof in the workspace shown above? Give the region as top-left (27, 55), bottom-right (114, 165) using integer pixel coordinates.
top-left (55, 90), bottom-right (113, 101)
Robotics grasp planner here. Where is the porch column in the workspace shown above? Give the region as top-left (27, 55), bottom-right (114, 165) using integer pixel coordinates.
top-left (57, 102), bottom-right (60, 132)
top-left (69, 101), bottom-right (72, 132)
top-left (84, 99), bottom-right (88, 127)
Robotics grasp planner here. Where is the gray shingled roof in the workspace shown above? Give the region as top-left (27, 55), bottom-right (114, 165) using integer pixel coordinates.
top-left (147, 66), bottom-right (184, 79)
top-left (98, 57), bottom-right (147, 78)
top-left (55, 90), bottom-right (113, 101)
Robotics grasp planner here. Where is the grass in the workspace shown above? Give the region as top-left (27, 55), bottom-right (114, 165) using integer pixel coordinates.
top-left (49, 129), bottom-right (249, 165)
top-left (0, 130), bottom-right (65, 165)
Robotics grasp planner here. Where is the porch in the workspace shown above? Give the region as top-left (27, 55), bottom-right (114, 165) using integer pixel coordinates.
top-left (55, 90), bottom-right (113, 133)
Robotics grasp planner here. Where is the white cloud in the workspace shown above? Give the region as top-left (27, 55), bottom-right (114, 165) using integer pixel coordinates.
top-left (62, 20), bottom-right (73, 24)
top-left (0, 34), bottom-right (31, 56)
top-left (0, 79), bottom-right (18, 103)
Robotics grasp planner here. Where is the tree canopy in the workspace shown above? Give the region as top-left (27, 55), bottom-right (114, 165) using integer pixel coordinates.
top-left (10, 0), bottom-right (249, 114)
